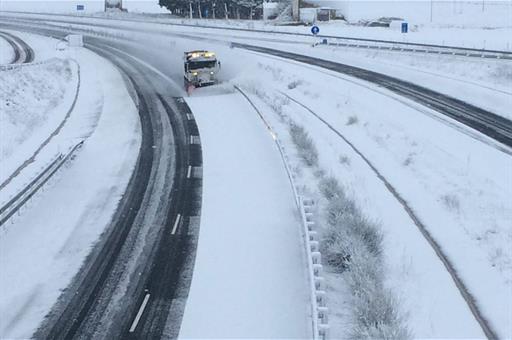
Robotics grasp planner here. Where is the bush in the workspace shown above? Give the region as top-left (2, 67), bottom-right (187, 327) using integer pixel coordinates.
top-left (346, 115), bottom-right (359, 126)
top-left (289, 122), bottom-right (318, 167)
top-left (319, 176), bottom-right (410, 339)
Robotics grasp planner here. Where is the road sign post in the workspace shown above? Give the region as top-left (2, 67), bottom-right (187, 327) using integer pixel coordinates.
top-left (401, 22), bottom-right (408, 33)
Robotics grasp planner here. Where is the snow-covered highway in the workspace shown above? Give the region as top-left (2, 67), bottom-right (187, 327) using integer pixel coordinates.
top-left (0, 30), bottom-right (34, 64)
top-left (0, 10), bottom-right (511, 340)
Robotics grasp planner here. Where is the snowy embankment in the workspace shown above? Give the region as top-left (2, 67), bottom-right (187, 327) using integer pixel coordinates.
top-left (226, 53), bottom-right (511, 337)
top-left (0, 35), bottom-right (14, 64)
top-left (179, 93), bottom-right (311, 338)
top-left (0, 32), bottom-right (141, 339)
top-left (0, 58), bottom-right (78, 191)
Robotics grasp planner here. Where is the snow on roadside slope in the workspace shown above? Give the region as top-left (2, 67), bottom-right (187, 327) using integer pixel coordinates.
top-left (0, 33), bottom-right (141, 339)
top-left (227, 52), bottom-right (511, 336)
top-left (0, 36), bottom-right (14, 64)
top-left (241, 85), bottom-right (483, 338)
top-left (14, 14), bottom-right (510, 121)
top-left (179, 93), bottom-right (311, 338)
top-left (0, 58), bottom-right (78, 181)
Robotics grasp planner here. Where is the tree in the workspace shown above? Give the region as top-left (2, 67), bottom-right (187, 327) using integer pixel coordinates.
top-left (159, 0), bottom-right (263, 19)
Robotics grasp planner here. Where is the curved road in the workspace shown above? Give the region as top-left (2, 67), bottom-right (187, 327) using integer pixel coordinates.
top-left (0, 24), bottom-right (202, 339)
top-left (0, 30), bottom-right (34, 63)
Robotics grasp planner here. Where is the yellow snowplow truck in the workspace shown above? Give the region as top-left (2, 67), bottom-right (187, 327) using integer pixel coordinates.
top-left (184, 50), bottom-right (220, 89)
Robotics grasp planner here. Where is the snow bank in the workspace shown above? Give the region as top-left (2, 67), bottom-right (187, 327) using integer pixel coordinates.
top-left (0, 36), bottom-right (14, 64)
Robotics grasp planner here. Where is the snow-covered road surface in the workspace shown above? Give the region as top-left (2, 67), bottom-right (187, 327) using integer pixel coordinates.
top-left (179, 92), bottom-right (311, 338)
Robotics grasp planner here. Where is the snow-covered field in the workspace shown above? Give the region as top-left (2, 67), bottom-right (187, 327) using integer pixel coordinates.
top-left (0, 32), bottom-right (140, 338)
top-left (0, 36), bottom-right (14, 63)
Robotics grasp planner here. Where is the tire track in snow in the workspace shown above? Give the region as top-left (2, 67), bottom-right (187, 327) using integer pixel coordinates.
top-left (0, 30), bottom-right (34, 63)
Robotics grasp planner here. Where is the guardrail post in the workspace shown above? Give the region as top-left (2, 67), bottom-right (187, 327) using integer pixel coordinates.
top-left (311, 251), bottom-right (321, 264)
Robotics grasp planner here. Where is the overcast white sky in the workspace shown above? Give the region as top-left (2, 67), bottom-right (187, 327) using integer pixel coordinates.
top-left (0, 0), bottom-right (169, 13)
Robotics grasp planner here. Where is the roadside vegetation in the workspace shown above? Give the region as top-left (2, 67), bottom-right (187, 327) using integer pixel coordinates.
top-left (249, 87), bottom-right (411, 339)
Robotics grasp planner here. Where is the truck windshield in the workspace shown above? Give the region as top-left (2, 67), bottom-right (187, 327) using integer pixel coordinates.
top-left (187, 60), bottom-right (217, 70)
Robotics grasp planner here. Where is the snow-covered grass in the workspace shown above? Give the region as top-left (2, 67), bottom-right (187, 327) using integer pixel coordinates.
top-left (0, 59), bottom-right (76, 170)
top-left (319, 176), bottom-right (410, 339)
top-left (0, 36), bottom-right (14, 64)
top-left (245, 85), bottom-right (410, 338)
top-left (289, 122), bottom-right (319, 167)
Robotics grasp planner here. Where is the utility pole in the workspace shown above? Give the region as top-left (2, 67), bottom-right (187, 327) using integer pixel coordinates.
top-left (430, 0), bottom-right (433, 22)
top-left (292, 0), bottom-right (299, 21)
top-left (224, 2), bottom-right (228, 19)
top-left (189, 1), bottom-right (193, 18)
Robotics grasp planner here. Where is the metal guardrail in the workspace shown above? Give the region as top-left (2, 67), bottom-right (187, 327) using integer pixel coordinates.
top-left (235, 86), bottom-right (329, 339)
top-left (0, 141), bottom-right (84, 226)
top-left (0, 57), bottom-right (61, 71)
top-left (313, 37), bottom-right (512, 60)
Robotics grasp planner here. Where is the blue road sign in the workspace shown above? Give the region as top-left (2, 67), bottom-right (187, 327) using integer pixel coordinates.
top-left (77, 4), bottom-right (85, 11)
top-left (401, 22), bottom-right (408, 33)
top-left (311, 25), bottom-right (320, 35)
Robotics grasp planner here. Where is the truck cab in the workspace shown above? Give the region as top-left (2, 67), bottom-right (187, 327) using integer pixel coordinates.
top-left (184, 50), bottom-right (220, 89)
